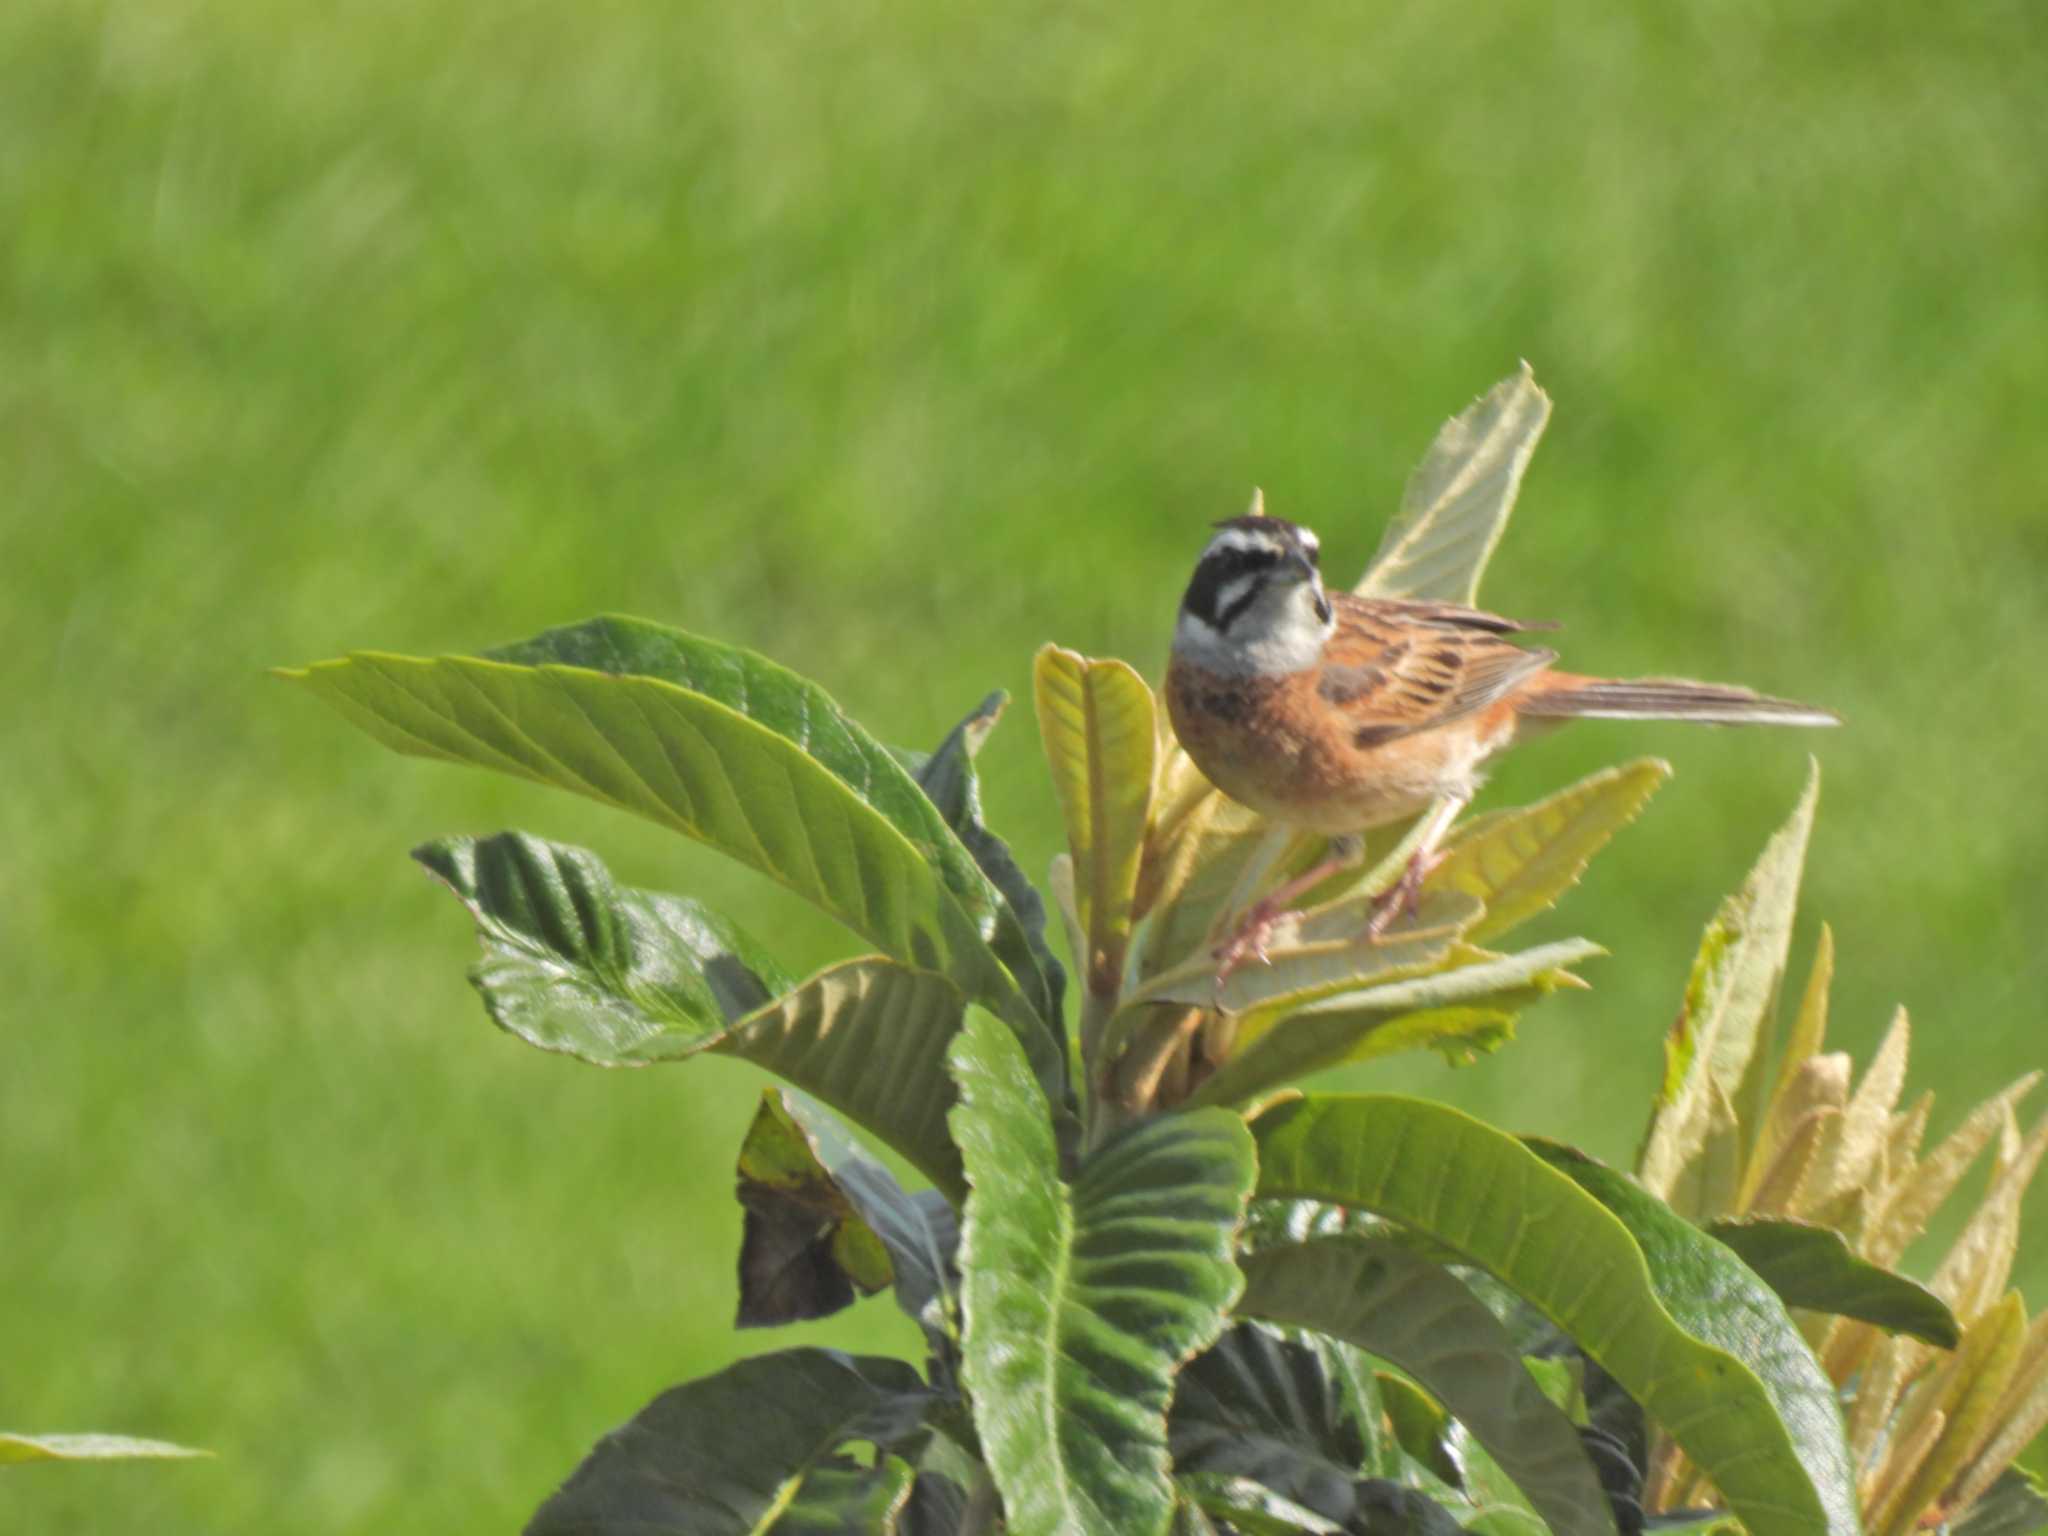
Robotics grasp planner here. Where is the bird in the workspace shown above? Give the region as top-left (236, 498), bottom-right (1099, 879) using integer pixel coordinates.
top-left (1164, 500), bottom-right (1839, 976)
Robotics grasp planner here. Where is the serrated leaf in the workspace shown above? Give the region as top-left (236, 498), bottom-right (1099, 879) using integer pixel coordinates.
top-left (904, 690), bottom-right (1068, 1042)
top-left (1033, 645), bottom-right (1158, 994)
top-left (1237, 1237), bottom-right (1619, 1536)
top-left (1252, 1095), bottom-right (1858, 1536)
top-left (1870, 1293), bottom-right (2027, 1536)
top-left (0, 1433), bottom-right (210, 1464)
top-left (1358, 362), bottom-right (1552, 605)
top-left (1184, 939), bottom-right (1602, 1109)
top-left (1705, 1216), bottom-right (1960, 1347)
top-left (948, 1013), bottom-right (1255, 1536)
top-left (524, 1349), bottom-right (932, 1535)
top-left (1639, 761), bottom-right (1820, 1206)
top-left (283, 617), bottom-right (1063, 1095)
top-left (1429, 759), bottom-right (1671, 942)
top-left (734, 1089), bottom-right (957, 1341)
top-left (1868, 1076), bottom-right (2042, 1271)
top-left (1171, 1324), bottom-right (1373, 1523)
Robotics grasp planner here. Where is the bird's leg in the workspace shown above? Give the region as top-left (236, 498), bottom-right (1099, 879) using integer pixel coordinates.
top-left (1362, 796), bottom-right (1466, 942)
top-left (1212, 833), bottom-right (1366, 988)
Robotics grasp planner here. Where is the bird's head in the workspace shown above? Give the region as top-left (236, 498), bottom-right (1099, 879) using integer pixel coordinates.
top-left (1173, 499), bottom-right (1336, 676)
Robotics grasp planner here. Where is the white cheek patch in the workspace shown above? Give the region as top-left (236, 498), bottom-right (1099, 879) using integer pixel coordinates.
top-left (1213, 573), bottom-right (1256, 618)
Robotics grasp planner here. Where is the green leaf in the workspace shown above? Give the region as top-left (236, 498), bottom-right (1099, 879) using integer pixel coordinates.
top-left (1171, 1324), bottom-right (1375, 1523)
top-left (1033, 645), bottom-right (1158, 993)
top-left (1639, 762), bottom-right (1820, 1215)
top-left (1955, 1468), bottom-right (2048, 1536)
top-left (526, 1349), bottom-right (932, 1535)
top-left (1705, 1215), bottom-right (1961, 1348)
top-left (948, 1012), bottom-right (1255, 1536)
top-left (416, 830), bottom-right (972, 1194)
top-left (415, 832), bottom-right (796, 1060)
top-left (0, 1433), bottom-right (210, 1464)
top-left (1176, 1471), bottom-right (1345, 1534)
top-left (1237, 1238), bottom-right (1618, 1536)
top-left (1356, 363), bottom-right (1552, 605)
top-left (1526, 1140), bottom-right (1860, 1536)
top-left (905, 690), bottom-right (1067, 1036)
top-left (735, 1089), bottom-right (957, 1340)
top-left (1185, 940), bottom-right (1602, 1109)
top-left (1252, 1095), bottom-right (1859, 1536)
top-left (283, 617), bottom-right (1063, 1096)
top-left (1429, 760), bottom-right (1671, 942)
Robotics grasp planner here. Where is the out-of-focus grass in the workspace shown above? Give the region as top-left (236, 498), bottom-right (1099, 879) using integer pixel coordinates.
top-left (3, 0), bottom-right (2044, 1528)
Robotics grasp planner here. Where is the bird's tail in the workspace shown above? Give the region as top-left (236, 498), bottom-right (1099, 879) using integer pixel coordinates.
top-left (1517, 674), bottom-right (1840, 728)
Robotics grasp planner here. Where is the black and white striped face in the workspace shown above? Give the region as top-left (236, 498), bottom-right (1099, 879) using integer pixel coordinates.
top-left (1173, 513), bottom-right (1336, 676)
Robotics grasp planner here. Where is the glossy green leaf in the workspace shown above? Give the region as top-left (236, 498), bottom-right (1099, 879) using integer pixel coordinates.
top-left (0, 1433), bottom-right (210, 1464)
top-left (1706, 1215), bottom-right (1960, 1347)
top-left (1253, 1095), bottom-right (1858, 1536)
top-left (415, 831), bottom-right (795, 1060)
top-left (1356, 363), bottom-right (1552, 605)
top-left (1033, 645), bottom-right (1157, 992)
top-left (734, 1089), bottom-right (957, 1340)
top-left (283, 617), bottom-right (1063, 1094)
top-left (417, 831), bottom-right (972, 1194)
top-left (525, 1349), bottom-right (932, 1535)
top-left (1526, 1140), bottom-right (1859, 1536)
top-left (1170, 1324), bottom-right (1375, 1522)
top-left (1176, 1471), bottom-right (1344, 1534)
top-left (1237, 1237), bottom-right (1618, 1536)
top-left (1955, 1468), bottom-right (2048, 1536)
top-left (903, 690), bottom-right (1067, 1037)
top-left (949, 1012), bottom-right (1255, 1536)
top-left (1640, 762), bottom-right (1819, 1213)
top-left (1185, 940), bottom-right (1601, 1109)
top-left (1428, 759), bottom-right (1671, 942)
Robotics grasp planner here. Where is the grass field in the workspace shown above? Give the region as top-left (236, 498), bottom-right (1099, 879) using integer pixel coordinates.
top-left (5, 0), bottom-right (2046, 1528)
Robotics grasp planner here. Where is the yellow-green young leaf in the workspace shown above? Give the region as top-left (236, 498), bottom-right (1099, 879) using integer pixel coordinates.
top-left (1185, 940), bottom-right (1601, 1109)
top-left (949, 1013), bottom-right (1255, 1536)
top-left (1950, 1313), bottom-right (2048, 1514)
top-left (1750, 926), bottom-right (1838, 1193)
top-left (1253, 1096), bottom-right (1861, 1536)
top-left (1868, 1075), bottom-right (2043, 1270)
top-left (1812, 1008), bottom-right (1911, 1208)
top-left (1357, 363), bottom-right (1553, 605)
top-left (1666, 1076), bottom-right (1746, 1222)
top-left (1639, 761), bottom-right (1820, 1203)
top-left (1429, 759), bottom-right (1670, 941)
top-left (0, 1434), bottom-right (209, 1464)
top-left (1933, 1115), bottom-right (2048, 1326)
top-left (281, 618), bottom-right (1064, 1093)
top-left (1237, 1238), bottom-right (1618, 1536)
top-left (1033, 645), bottom-right (1158, 989)
top-left (1871, 1294), bottom-right (2028, 1536)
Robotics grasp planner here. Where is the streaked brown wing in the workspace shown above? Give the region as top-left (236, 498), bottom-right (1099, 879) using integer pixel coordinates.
top-left (1316, 593), bottom-right (1559, 748)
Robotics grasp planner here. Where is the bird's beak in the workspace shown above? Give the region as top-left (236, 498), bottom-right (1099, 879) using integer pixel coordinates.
top-left (1288, 553), bottom-right (1333, 623)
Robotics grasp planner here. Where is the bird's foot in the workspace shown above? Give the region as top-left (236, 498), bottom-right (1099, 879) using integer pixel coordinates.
top-left (1211, 897), bottom-right (1293, 1000)
top-left (1360, 848), bottom-right (1449, 943)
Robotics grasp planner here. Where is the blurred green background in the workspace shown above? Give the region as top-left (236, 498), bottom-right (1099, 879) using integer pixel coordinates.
top-left (5, 0), bottom-right (2045, 1527)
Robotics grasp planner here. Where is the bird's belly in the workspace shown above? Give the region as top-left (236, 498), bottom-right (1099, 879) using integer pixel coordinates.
top-left (1167, 669), bottom-right (1511, 835)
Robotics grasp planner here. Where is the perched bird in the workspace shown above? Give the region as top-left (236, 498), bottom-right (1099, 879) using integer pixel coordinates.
top-left (1164, 503), bottom-right (1839, 971)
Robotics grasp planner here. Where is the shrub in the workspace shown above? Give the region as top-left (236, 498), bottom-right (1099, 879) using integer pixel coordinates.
top-left (284, 371), bottom-right (2044, 1535)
